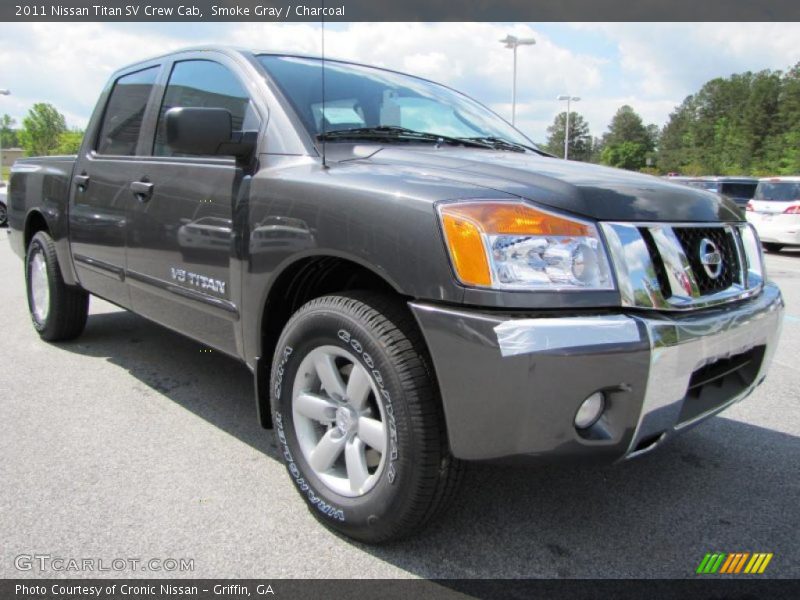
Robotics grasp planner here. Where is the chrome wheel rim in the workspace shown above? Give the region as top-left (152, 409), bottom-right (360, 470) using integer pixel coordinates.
top-left (29, 249), bottom-right (50, 323)
top-left (292, 345), bottom-right (389, 497)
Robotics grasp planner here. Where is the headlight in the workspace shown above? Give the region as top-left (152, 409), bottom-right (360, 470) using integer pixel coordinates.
top-left (438, 200), bottom-right (614, 290)
top-left (739, 223), bottom-right (766, 286)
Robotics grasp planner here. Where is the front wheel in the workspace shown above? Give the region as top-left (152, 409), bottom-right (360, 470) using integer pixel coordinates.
top-left (270, 292), bottom-right (462, 543)
top-left (26, 231), bottom-right (89, 341)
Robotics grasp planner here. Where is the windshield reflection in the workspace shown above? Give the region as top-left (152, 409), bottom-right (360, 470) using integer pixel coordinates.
top-left (258, 55), bottom-right (535, 148)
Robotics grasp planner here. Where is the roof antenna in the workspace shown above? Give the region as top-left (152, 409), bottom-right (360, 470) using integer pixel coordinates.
top-left (320, 7), bottom-right (328, 169)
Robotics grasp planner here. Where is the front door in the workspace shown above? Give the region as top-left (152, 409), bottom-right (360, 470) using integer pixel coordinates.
top-left (124, 58), bottom-right (260, 356)
top-left (69, 65), bottom-right (161, 308)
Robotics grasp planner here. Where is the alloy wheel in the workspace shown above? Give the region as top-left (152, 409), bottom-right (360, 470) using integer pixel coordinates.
top-left (291, 345), bottom-right (389, 497)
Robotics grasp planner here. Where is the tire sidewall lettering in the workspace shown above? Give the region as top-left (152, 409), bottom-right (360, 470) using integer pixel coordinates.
top-left (337, 328), bottom-right (399, 484)
top-left (273, 346), bottom-right (293, 400)
top-left (273, 317), bottom-right (405, 526)
top-left (274, 409), bottom-right (346, 522)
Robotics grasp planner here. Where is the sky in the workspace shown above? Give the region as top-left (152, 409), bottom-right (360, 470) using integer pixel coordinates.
top-left (0, 21), bottom-right (798, 144)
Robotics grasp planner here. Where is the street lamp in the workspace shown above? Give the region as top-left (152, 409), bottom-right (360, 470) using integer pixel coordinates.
top-left (556, 95), bottom-right (580, 160)
top-left (0, 89), bottom-right (9, 183)
top-left (499, 35), bottom-right (536, 126)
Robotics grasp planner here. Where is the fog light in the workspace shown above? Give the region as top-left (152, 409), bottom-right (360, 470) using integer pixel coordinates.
top-left (575, 392), bottom-right (605, 429)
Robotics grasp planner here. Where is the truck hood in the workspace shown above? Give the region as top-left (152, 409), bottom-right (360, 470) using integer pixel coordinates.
top-left (337, 145), bottom-right (742, 222)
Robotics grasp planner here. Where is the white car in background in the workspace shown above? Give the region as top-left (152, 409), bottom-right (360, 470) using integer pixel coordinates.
top-left (746, 177), bottom-right (800, 252)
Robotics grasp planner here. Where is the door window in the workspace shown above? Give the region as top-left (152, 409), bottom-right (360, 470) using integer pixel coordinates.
top-left (154, 59), bottom-right (259, 157)
top-left (95, 66), bottom-right (159, 156)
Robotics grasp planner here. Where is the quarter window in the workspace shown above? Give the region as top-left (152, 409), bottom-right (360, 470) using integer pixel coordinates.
top-left (96, 66), bottom-right (159, 156)
top-left (154, 60), bottom-right (259, 157)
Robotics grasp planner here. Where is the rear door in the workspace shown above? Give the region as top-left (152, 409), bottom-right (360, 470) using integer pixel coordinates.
top-left (124, 55), bottom-right (262, 356)
top-left (69, 64), bottom-right (161, 308)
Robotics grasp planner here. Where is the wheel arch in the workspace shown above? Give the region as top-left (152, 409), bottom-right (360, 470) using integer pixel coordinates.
top-left (22, 209), bottom-right (80, 286)
top-left (24, 209), bottom-right (50, 248)
top-left (253, 253), bottom-right (410, 429)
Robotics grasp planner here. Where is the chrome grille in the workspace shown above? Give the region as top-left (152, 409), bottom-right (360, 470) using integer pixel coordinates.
top-left (601, 222), bottom-right (764, 311)
top-left (672, 227), bottom-right (741, 294)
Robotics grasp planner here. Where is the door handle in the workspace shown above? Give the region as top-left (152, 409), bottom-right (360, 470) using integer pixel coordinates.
top-left (130, 180), bottom-right (154, 202)
top-left (73, 174), bottom-right (90, 189)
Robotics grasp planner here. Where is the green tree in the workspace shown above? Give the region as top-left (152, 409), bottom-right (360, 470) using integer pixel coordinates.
top-left (655, 66), bottom-right (800, 175)
top-left (772, 63), bottom-right (800, 174)
top-left (658, 95), bottom-right (700, 174)
top-left (18, 103), bottom-right (67, 156)
top-left (600, 105), bottom-right (656, 170)
top-left (588, 136), bottom-right (604, 163)
top-left (544, 111), bottom-right (592, 161)
top-left (54, 130), bottom-right (84, 155)
top-left (604, 105), bottom-right (654, 147)
top-left (601, 141), bottom-right (648, 171)
top-left (1, 114), bottom-right (18, 148)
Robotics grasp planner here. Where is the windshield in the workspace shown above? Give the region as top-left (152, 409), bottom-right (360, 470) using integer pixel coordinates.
top-left (755, 182), bottom-right (800, 202)
top-left (258, 55), bottom-right (534, 148)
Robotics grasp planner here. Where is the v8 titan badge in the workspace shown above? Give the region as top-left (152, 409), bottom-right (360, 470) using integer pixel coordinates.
top-left (170, 267), bottom-right (226, 295)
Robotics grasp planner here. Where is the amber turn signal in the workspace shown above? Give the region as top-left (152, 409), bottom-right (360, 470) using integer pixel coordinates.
top-left (440, 211), bottom-right (492, 286)
top-left (438, 201), bottom-right (593, 287)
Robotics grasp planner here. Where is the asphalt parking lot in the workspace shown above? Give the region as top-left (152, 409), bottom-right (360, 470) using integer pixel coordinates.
top-left (0, 231), bottom-right (798, 579)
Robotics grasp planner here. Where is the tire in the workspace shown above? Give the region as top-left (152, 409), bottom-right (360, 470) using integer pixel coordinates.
top-left (763, 243), bottom-right (784, 253)
top-left (270, 292), bottom-right (463, 543)
top-left (0, 202), bottom-right (7, 227)
top-left (25, 231), bottom-right (89, 341)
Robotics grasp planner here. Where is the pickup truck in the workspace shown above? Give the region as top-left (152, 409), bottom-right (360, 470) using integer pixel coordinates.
top-left (7, 46), bottom-right (784, 543)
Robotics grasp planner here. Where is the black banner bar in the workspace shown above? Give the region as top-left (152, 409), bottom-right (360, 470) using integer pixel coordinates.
top-left (2, 0), bottom-right (800, 22)
top-left (3, 579), bottom-right (800, 600)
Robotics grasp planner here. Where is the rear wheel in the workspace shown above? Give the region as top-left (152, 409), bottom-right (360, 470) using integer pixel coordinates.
top-left (0, 202), bottom-right (7, 227)
top-left (26, 231), bottom-right (89, 341)
top-left (270, 292), bottom-right (462, 543)
top-left (763, 243), bottom-right (784, 253)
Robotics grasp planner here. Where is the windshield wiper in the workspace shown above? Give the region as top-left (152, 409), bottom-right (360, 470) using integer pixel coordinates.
top-left (317, 126), bottom-right (495, 149)
top-left (460, 136), bottom-right (536, 153)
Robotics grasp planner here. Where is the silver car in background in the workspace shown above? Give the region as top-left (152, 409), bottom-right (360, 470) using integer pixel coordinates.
top-left (669, 176), bottom-right (758, 209)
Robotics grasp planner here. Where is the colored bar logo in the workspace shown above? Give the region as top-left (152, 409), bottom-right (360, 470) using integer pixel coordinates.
top-left (696, 552), bottom-right (773, 574)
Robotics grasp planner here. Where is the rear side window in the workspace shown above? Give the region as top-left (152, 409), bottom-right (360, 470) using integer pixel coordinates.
top-left (755, 182), bottom-right (800, 202)
top-left (96, 66), bottom-right (159, 156)
top-left (154, 60), bottom-right (259, 157)
top-left (719, 182), bottom-right (757, 199)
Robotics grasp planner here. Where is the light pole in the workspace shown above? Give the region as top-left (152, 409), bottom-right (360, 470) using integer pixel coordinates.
top-left (499, 35), bottom-right (535, 126)
top-left (0, 89), bottom-right (9, 183)
top-left (556, 95), bottom-right (580, 160)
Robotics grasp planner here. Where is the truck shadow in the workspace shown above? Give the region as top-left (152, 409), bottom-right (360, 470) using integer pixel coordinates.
top-left (65, 308), bottom-right (279, 460)
top-left (62, 308), bottom-right (799, 578)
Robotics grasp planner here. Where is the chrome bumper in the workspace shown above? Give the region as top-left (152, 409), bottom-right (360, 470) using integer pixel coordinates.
top-left (411, 283), bottom-right (783, 462)
top-left (624, 281), bottom-right (784, 458)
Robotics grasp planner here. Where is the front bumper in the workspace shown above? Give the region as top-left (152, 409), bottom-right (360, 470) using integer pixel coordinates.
top-left (410, 283), bottom-right (783, 462)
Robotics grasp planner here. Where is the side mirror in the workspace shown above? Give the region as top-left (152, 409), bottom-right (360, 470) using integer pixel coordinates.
top-left (165, 107), bottom-right (256, 159)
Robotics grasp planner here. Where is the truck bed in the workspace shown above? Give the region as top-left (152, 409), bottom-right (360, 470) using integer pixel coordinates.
top-left (7, 155), bottom-right (77, 277)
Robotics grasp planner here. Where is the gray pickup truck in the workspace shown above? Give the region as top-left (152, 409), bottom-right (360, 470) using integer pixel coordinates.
top-left (7, 46), bottom-right (783, 543)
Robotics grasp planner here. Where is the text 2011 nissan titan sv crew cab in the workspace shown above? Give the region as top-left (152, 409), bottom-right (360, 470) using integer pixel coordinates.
top-left (7, 47), bottom-right (784, 542)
